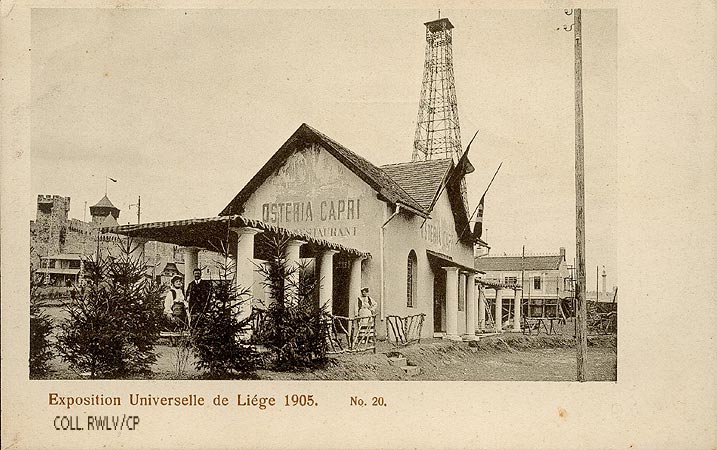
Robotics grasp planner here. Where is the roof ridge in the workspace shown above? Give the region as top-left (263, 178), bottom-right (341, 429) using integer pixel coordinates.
top-left (380, 159), bottom-right (452, 168)
top-left (303, 124), bottom-right (427, 214)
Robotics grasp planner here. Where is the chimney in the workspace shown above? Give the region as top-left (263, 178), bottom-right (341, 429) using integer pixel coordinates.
top-left (559, 247), bottom-right (566, 261)
top-left (602, 267), bottom-right (607, 297)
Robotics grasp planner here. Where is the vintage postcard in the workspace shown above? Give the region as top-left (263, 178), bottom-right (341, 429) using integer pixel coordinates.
top-left (1, 1), bottom-right (714, 449)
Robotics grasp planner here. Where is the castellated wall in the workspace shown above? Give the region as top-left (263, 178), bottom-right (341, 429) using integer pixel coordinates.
top-left (31, 195), bottom-right (186, 282)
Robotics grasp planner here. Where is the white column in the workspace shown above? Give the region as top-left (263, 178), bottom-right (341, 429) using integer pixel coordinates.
top-left (458, 271), bottom-right (467, 316)
top-left (182, 246), bottom-right (200, 292)
top-left (347, 256), bottom-right (364, 339)
top-left (348, 256), bottom-right (364, 318)
top-left (443, 267), bottom-right (460, 340)
top-left (512, 287), bottom-right (523, 332)
top-left (231, 227), bottom-right (262, 317)
top-left (284, 239), bottom-right (306, 306)
top-left (465, 273), bottom-right (477, 340)
top-left (495, 288), bottom-right (504, 332)
top-left (478, 285), bottom-right (486, 331)
top-left (319, 250), bottom-right (338, 315)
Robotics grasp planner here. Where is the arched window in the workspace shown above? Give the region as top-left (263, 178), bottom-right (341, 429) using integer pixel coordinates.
top-left (407, 250), bottom-right (417, 307)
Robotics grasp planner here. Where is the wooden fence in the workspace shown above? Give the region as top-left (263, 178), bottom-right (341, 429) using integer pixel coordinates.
top-left (324, 315), bottom-right (376, 354)
top-left (385, 314), bottom-right (425, 347)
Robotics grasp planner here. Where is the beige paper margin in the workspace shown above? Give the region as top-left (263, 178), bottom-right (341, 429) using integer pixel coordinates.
top-left (1, 0), bottom-right (715, 449)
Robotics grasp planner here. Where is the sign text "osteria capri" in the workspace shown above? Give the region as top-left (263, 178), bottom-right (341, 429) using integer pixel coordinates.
top-left (261, 198), bottom-right (360, 224)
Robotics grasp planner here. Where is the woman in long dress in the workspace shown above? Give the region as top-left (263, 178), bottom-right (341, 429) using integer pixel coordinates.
top-left (357, 287), bottom-right (377, 319)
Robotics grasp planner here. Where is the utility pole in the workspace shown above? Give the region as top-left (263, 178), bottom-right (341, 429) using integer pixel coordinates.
top-left (573, 8), bottom-right (588, 382)
top-left (129, 196), bottom-right (141, 224)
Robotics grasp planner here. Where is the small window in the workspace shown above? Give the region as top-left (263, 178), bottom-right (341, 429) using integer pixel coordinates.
top-left (68, 260), bottom-right (81, 269)
top-left (505, 276), bottom-right (517, 285)
top-left (407, 250), bottom-right (417, 307)
top-left (533, 276), bottom-right (542, 290)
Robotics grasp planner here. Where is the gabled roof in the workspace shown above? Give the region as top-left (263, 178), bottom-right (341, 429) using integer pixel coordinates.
top-left (91, 195), bottom-right (118, 210)
top-left (380, 156), bottom-right (474, 243)
top-left (220, 123), bottom-right (427, 217)
top-left (380, 159), bottom-right (453, 211)
top-left (474, 255), bottom-right (564, 272)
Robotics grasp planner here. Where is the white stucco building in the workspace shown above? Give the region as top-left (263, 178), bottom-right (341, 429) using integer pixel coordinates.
top-left (105, 124), bottom-right (487, 340)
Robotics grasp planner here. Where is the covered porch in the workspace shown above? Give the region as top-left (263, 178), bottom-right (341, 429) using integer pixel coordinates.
top-left (475, 278), bottom-right (523, 333)
top-left (426, 250), bottom-right (483, 341)
top-left (102, 215), bottom-right (371, 321)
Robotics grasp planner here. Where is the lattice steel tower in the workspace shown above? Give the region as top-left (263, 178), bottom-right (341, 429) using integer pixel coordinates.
top-left (413, 17), bottom-right (463, 163)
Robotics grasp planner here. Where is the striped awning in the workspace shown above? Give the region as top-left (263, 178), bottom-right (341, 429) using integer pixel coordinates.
top-left (101, 215), bottom-right (370, 259)
top-left (476, 278), bottom-right (518, 290)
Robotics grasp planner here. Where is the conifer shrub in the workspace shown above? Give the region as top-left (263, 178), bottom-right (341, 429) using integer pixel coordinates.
top-left (190, 249), bottom-right (260, 379)
top-left (55, 241), bottom-right (165, 378)
top-left (255, 237), bottom-right (331, 371)
top-left (30, 264), bottom-right (55, 378)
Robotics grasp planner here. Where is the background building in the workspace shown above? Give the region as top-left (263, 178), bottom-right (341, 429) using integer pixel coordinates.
top-left (30, 193), bottom-right (193, 286)
top-left (475, 248), bottom-right (570, 325)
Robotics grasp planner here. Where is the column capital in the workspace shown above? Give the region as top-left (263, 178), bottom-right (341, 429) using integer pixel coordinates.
top-left (285, 239), bottom-right (307, 246)
top-left (321, 249), bottom-right (339, 256)
top-left (442, 266), bottom-right (460, 273)
top-left (229, 226), bottom-right (263, 236)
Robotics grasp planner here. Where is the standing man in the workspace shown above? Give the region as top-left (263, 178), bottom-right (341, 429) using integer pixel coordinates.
top-left (186, 268), bottom-right (212, 325)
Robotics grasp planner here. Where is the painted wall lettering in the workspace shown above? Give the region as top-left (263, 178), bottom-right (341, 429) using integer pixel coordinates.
top-left (262, 198), bottom-right (360, 224)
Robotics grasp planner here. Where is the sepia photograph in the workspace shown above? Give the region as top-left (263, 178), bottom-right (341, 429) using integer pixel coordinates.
top-left (3, 1), bottom-right (715, 449)
top-left (27, 7), bottom-right (617, 381)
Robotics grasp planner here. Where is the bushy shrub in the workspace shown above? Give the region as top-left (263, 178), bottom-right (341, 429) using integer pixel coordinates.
top-left (255, 237), bottom-right (330, 371)
top-left (56, 241), bottom-right (165, 378)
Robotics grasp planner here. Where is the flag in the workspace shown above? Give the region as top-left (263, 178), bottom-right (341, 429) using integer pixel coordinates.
top-left (456, 162), bottom-right (501, 243)
top-left (473, 194), bottom-right (485, 239)
top-left (453, 144), bottom-right (475, 178)
top-left (107, 177), bottom-right (117, 182)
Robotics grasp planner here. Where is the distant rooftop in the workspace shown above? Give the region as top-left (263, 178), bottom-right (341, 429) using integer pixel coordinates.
top-left (40, 253), bottom-right (83, 260)
top-left (475, 254), bottom-right (564, 272)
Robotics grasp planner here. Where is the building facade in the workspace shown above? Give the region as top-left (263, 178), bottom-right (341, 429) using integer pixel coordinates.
top-left (474, 248), bottom-right (570, 327)
top-left (108, 124), bottom-right (485, 340)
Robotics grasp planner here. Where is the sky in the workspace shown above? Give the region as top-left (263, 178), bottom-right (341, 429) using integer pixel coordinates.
top-left (30, 7), bottom-right (617, 288)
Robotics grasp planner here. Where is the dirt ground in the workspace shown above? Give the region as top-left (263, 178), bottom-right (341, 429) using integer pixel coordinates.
top-left (43, 333), bottom-right (616, 382)
top-left (39, 305), bottom-right (616, 381)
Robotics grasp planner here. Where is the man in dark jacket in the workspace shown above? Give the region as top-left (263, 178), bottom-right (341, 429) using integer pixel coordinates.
top-left (185, 268), bottom-right (211, 325)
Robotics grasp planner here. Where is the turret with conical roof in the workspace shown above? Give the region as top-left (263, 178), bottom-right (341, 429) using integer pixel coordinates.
top-left (90, 194), bottom-right (120, 226)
